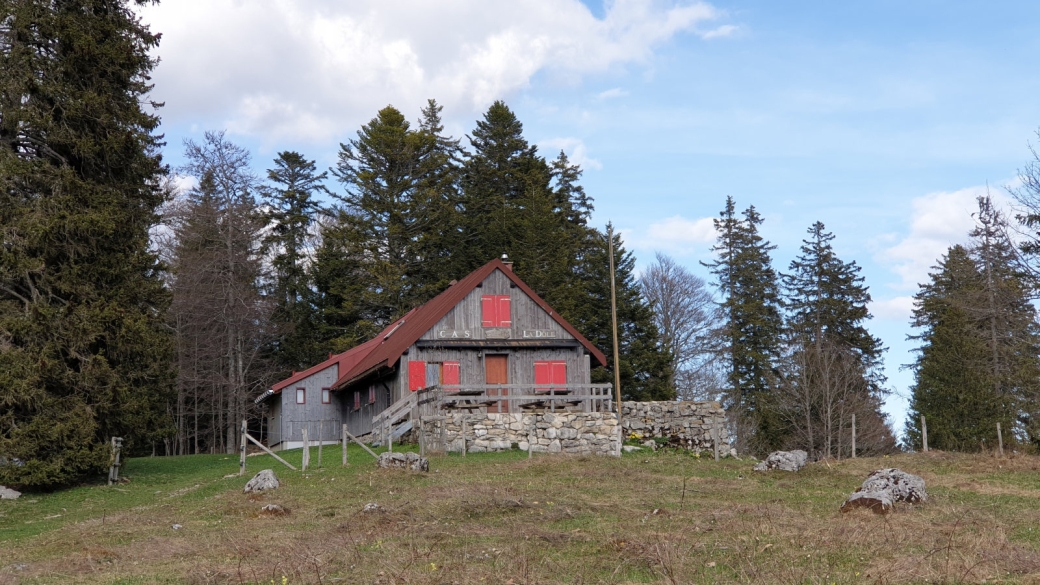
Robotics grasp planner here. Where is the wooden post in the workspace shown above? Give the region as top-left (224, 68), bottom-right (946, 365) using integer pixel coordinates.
top-left (851, 413), bottom-right (857, 458)
top-left (461, 417), bottom-right (467, 457)
top-left (921, 415), bottom-right (928, 453)
top-left (712, 415), bottom-right (720, 462)
top-left (342, 424), bottom-right (348, 466)
top-left (419, 417), bottom-right (426, 458)
top-left (317, 420), bottom-right (324, 468)
top-left (302, 427), bottom-right (309, 471)
top-left (245, 433), bottom-right (297, 470)
top-left (239, 420), bottom-right (248, 476)
top-left (607, 224), bottom-right (623, 427)
top-left (108, 437), bottom-right (123, 485)
top-left (997, 422), bottom-right (1004, 457)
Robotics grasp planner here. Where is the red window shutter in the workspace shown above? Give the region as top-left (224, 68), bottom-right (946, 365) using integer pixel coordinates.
top-left (534, 361), bottom-right (551, 386)
top-left (497, 296), bottom-right (511, 327)
top-left (442, 361), bottom-right (460, 386)
top-left (481, 295), bottom-right (496, 327)
top-left (369, 387), bottom-right (376, 404)
top-left (354, 391), bottom-right (361, 410)
top-left (408, 360), bottom-right (427, 391)
top-left (551, 361), bottom-right (567, 385)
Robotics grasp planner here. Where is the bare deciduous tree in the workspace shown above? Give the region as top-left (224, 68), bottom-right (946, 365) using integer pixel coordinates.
top-left (641, 252), bottom-right (723, 401)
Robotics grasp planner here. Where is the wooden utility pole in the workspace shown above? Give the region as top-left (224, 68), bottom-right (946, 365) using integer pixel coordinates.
top-left (608, 224), bottom-right (623, 427)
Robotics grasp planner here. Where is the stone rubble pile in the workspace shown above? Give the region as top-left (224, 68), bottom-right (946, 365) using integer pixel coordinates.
top-left (841, 468), bottom-right (927, 514)
top-left (377, 451), bottom-right (429, 472)
top-left (752, 450), bottom-right (808, 472)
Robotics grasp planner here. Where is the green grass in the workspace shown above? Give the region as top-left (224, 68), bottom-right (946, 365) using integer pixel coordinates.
top-left (2, 447), bottom-right (1040, 583)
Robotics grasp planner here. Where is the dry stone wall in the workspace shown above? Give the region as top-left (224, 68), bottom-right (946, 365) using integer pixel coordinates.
top-left (621, 401), bottom-right (728, 452)
top-left (420, 412), bottom-right (621, 456)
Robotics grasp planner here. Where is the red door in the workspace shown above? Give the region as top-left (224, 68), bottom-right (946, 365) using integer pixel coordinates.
top-left (485, 355), bottom-right (508, 413)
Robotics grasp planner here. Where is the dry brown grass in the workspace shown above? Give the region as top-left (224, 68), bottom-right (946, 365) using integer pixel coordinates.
top-left (2, 448), bottom-right (1040, 584)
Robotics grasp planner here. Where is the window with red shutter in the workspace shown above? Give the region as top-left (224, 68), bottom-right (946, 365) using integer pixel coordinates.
top-left (534, 361), bottom-right (551, 386)
top-left (354, 391), bottom-right (361, 410)
top-left (408, 360), bottom-right (427, 391)
top-left (369, 387), bottom-right (376, 404)
top-left (481, 295), bottom-right (496, 327)
top-left (534, 361), bottom-right (566, 391)
top-left (481, 295), bottom-right (511, 327)
top-left (442, 361), bottom-right (460, 387)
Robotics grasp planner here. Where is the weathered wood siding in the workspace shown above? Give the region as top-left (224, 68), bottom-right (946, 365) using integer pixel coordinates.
top-left (277, 364), bottom-right (342, 445)
top-left (420, 269), bottom-right (577, 342)
top-left (341, 374), bottom-right (394, 437)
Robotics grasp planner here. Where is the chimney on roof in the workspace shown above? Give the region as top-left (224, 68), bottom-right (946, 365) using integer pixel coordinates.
top-left (501, 253), bottom-right (513, 272)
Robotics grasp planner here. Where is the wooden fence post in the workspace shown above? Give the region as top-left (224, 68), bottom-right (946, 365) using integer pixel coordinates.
top-left (851, 413), bottom-right (857, 459)
top-left (342, 423), bottom-right (348, 466)
top-left (317, 420), bottom-right (324, 468)
top-left (302, 427), bottom-right (309, 471)
top-left (108, 437), bottom-right (123, 485)
top-left (997, 422), bottom-right (1004, 457)
top-left (244, 433), bottom-right (297, 470)
top-left (239, 420), bottom-right (248, 476)
top-left (921, 415), bottom-right (928, 453)
top-left (714, 416), bottom-right (721, 462)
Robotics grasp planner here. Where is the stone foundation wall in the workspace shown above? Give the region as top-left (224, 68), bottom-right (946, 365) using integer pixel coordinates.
top-left (621, 401), bottom-right (728, 452)
top-left (420, 412), bottom-right (621, 456)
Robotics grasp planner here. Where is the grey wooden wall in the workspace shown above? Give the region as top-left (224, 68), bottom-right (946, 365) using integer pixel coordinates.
top-left (277, 363), bottom-right (343, 445)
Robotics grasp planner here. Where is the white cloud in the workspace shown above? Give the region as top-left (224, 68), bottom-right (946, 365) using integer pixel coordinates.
top-left (870, 296), bottom-right (915, 322)
top-left (701, 24), bottom-right (738, 39)
top-left (623, 215), bottom-right (716, 254)
top-left (138, 0), bottom-right (728, 144)
top-left (539, 137), bottom-right (603, 170)
top-left (597, 87), bottom-right (629, 100)
top-left (878, 184), bottom-right (1014, 291)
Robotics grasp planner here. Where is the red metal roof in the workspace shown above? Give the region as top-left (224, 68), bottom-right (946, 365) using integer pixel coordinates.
top-left (331, 258), bottom-right (608, 389)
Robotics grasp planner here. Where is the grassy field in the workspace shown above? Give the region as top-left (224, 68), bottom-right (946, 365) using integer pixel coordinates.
top-left (1, 445), bottom-right (1040, 584)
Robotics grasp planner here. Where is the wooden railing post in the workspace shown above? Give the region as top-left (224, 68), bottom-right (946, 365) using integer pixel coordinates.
top-left (302, 427), bottom-right (309, 471)
top-left (921, 415), bottom-right (928, 453)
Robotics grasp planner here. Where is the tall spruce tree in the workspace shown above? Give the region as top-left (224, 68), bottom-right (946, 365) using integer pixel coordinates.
top-left (704, 197), bottom-right (785, 454)
top-left (780, 222), bottom-right (893, 456)
top-left (262, 151), bottom-right (327, 374)
top-left (906, 245), bottom-right (1003, 451)
top-left (0, 0), bottom-right (174, 486)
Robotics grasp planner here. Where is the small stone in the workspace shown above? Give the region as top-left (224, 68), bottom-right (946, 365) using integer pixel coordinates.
top-left (622, 445), bottom-right (642, 453)
top-left (752, 450), bottom-right (807, 472)
top-left (259, 504), bottom-right (288, 516)
top-left (0, 486), bottom-right (21, 500)
top-left (243, 469), bottom-right (279, 493)
top-left (362, 503), bottom-right (383, 513)
top-left (840, 491), bottom-right (892, 514)
top-left (376, 452), bottom-right (429, 472)
top-left (172, 524), bottom-right (183, 530)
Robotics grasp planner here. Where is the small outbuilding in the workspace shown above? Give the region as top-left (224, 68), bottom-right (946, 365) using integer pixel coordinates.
top-left (256, 257), bottom-right (608, 450)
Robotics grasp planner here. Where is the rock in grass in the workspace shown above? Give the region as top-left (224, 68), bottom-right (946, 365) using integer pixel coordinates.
top-left (752, 450), bottom-right (808, 472)
top-left (841, 468), bottom-right (926, 515)
top-left (0, 486), bottom-right (21, 500)
top-left (259, 504), bottom-right (288, 516)
top-left (376, 452), bottom-right (429, 472)
top-left (243, 469), bottom-right (279, 493)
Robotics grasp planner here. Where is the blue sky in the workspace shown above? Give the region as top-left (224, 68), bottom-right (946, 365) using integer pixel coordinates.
top-left (139, 0), bottom-right (1040, 434)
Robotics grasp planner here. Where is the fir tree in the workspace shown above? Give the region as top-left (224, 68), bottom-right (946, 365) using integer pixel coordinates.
top-left (262, 151), bottom-right (328, 373)
top-left (0, 0), bottom-right (174, 486)
top-left (704, 197), bottom-right (785, 454)
top-left (906, 245), bottom-right (1003, 451)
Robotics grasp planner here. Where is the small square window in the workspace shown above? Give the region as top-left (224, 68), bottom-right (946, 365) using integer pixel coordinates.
top-left (321, 388), bottom-right (330, 404)
top-left (296, 388), bottom-right (305, 404)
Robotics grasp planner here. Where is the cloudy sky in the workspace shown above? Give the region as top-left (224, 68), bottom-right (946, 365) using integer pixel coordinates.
top-left (138, 0), bottom-right (1040, 433)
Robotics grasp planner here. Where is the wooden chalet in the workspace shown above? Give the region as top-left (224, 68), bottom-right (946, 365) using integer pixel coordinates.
top-left (256, 257), bottom-right (610, 450)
